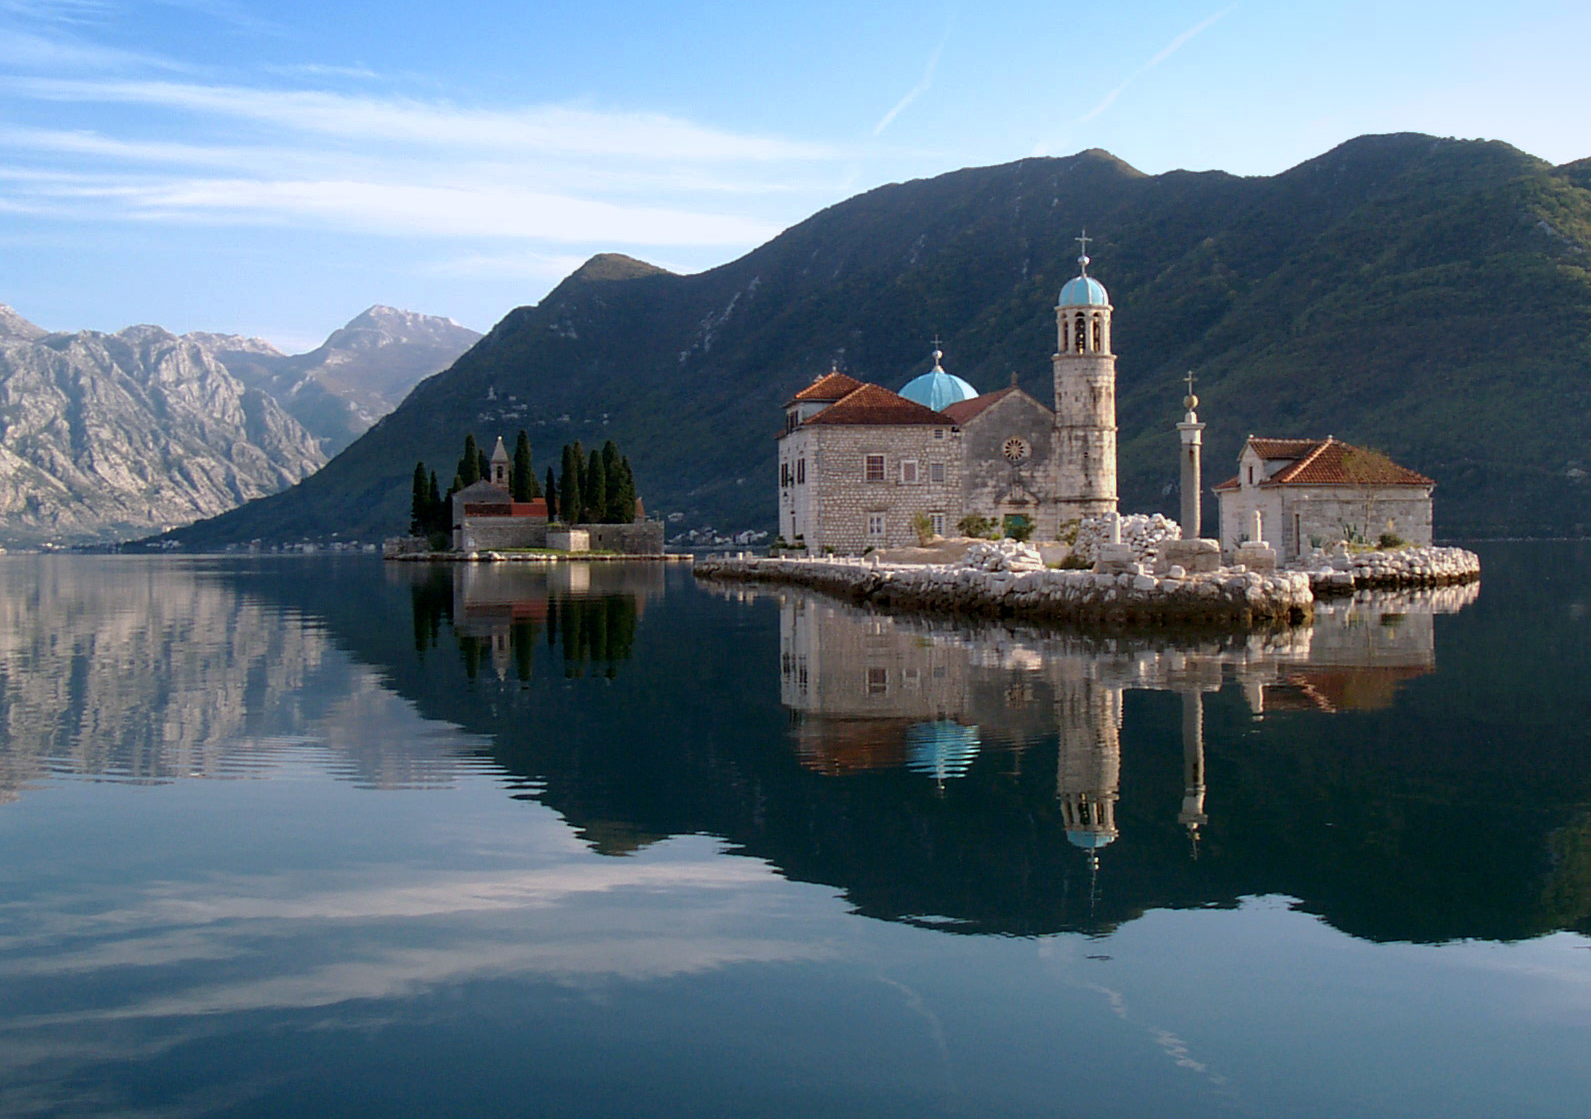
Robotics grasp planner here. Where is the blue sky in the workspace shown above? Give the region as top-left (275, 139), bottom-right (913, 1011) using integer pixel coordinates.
top-left (4, 0), bottom-right (1589, 350)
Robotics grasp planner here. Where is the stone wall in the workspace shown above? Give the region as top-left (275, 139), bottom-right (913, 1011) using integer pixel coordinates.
top-left (1219, 483), bottom-right (1432, 561)
top-left (959, 390), bottom-right (1059, 539)
top-left (458, 517), bottom-right (548, 552)
top-left (580, 521), bottom-right (665, 554)
top-left (801, 424), bottom-right (964, 554)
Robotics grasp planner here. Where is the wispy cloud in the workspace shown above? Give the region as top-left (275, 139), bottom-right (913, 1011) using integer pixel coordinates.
top-left (1077, 4), bottom-right (1237, 124)
top-left (8, 77), bottom-right (837, 162)
top-left (0, 73), bottom-right (836, 256)
top-left (873, 29), bottom-right (949, 137)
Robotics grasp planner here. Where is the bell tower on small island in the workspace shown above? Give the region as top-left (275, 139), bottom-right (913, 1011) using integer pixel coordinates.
top-left (1052, 232), bottom-right (1118, 520)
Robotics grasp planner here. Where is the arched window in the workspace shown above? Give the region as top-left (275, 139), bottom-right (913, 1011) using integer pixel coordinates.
top-left (1061, 318), bottom-right (1070, 352)
top-left (1092, 315), bottom-right (1102, 351)
top-left (1074, 312), bottom-right (1086, 353)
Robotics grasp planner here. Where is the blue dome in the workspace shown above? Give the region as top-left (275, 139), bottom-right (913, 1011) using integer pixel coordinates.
top-left (1058, 274), bottom-right (1109, 307)
top-left (899, 350), bottom-right (978, 411)
top-left (1067, 830), bottom-right (1117, 850)
top-left (905, 721), bottom-right (981, 781)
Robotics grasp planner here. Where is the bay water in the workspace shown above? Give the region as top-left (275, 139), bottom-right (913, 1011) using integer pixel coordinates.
top-left (0, 544), bottom-right (1588, 1117)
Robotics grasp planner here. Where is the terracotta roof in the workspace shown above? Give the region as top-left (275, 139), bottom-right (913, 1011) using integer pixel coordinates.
top-left (1238, 436), bottom-right (1433, 488)
top-left (1212, 475), bottom-right (1240, 492)
top-left (1272, 438), bottom-right (1433, 486)
top-left (941, 386), bottom-right (1018, 424)
top-left (1248, 437), bottom-right (1323, 460)
top-left (802, 383), bottom-right (955, 426)
top-left (789, 371), bottom-right (864, 404)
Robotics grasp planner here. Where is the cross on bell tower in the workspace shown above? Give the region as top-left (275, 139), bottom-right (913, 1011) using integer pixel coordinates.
top-left (1052, 229), bottom-right (1118, 519)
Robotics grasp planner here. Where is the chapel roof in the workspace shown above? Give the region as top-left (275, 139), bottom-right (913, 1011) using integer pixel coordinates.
top-left (801, 383), bottom-right (956, 426)
top-left (455, 479), bottom-right (511, 501)
top-left (940, 386), bottom-right (1020, 424)
top-left (788, 371), bottom-right (864, 404)
top-left (1218, 436), bottom-right (1433, 489)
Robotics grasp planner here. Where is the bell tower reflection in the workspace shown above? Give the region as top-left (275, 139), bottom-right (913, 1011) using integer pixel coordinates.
top-left (1178, 690), bottom-right (1208, 855)
top-left (1054, 669), bottom-right (1122, 870)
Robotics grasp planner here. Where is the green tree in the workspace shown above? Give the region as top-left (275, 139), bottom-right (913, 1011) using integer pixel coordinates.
top-left (610, 455), bottom-right (638, 524)
top-left (427, 471), bottom-right (442, 534)
top-left (410, 461), bottom-right (429, 535)
top-left (585, 448), bottom-right (607, 523)
top-left (458, 434), bottom-right (481, 486)
top-left (560, 443), bottom-right (582, 524)
top-left (545, 468), bottom-right (558, 520)
top-left (512, 430), bottom-right (539, 500)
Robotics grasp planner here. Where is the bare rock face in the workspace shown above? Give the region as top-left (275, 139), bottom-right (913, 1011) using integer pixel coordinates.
top-left (0, 304), bottom-right (46, 342)
top-left (203, 306), bottom-right (481, 455)
top-left (0, 323), bottom-right (325, 548)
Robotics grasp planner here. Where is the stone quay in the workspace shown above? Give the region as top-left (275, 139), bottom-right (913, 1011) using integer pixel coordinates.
top-left (696, 541), bottom-right (1314, 629)
top-left (1297, 545), bottom-right (1481, 595)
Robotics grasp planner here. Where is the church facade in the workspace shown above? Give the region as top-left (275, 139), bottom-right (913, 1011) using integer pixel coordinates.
top-left (776, 246), bottom-right (1120, 553)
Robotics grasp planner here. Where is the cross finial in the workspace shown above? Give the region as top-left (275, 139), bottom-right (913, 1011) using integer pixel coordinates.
top-left (1184, 370), bottom-right (1196, 395)
top-left (929, 334), bottom-right (944, 369)
top-left (1076, 229), bottom-right (1092, 275)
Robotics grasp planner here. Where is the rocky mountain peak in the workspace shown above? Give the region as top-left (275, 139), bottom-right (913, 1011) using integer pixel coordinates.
top-left (0, 304), bottom-right (46, 341)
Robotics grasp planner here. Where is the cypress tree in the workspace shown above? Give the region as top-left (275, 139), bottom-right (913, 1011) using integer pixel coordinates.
top-left (459, 434), bottom-right (481, 485)
top-left (602, 441), bottom-right (622, 522)
top-left (571, 441), bottom-right (586, 521)
top-left (560, 444), bottom-right (581, 524)
top-left (612, 456), bottom-right (638, 524)
top-left (511, 431), bottom-right (531, 500)
top-left (410, 461), bottom-right (428, 535)
top-left (545, 468), bottom-right (558, 520)
top-left (424, 471), bottom-right (442, 534)
top-left (477, 447), bottom-right (490, 482)
top-left (585, 448), bottom-right (607, 523)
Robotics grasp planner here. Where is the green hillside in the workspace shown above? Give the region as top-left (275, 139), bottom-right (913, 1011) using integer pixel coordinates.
top-left (161, 133), bottom-right (1591, 547)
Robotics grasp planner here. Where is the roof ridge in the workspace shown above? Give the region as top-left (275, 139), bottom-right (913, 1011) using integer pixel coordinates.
top-left (1272, 437), bottom-right (1333, 483)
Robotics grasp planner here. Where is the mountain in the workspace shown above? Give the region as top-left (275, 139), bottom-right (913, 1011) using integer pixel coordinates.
top-left (0, 304), bottom-right (46, 342)
top-left (159, 133), bottom-right (1591, 548)
top-left (0, 324), bottom-right (324, 548)
top-left (203, 307), bottom-right (481, 455)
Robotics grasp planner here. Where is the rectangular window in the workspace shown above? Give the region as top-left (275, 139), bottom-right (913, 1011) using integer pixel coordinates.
top-left (867, 666), bottom-right (888, 695)
top-left (780, 462), bottom-right (790, 488)
top-left (796, 458), bottom-right (806, 484)
top-left (902, 667), bottom-right (920, 690)
top-left (933, 428), bottom-right (945, 440)
top-left (867, 512), bottom-right (885, 536)
top-left (929, 462), bottom-right (945, 483)
top-left (864, 454), bottom-right (885, 482)
top-left (900, 459), bottom-right (918, 484)
top-left (930, 512), bottom-right (945, 537)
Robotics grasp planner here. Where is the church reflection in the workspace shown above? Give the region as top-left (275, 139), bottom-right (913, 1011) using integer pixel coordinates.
top-left (775, 579), bottom-right (1477, 872)
top-left (400, 561), bottom-right (661, 680)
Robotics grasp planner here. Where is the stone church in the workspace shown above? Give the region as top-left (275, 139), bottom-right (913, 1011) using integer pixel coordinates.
top-left (777, 243), bottom-right (1119, 554)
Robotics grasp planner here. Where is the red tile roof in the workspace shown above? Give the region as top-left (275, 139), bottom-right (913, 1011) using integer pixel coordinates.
top-left (1235, 436), bottom-right (1433, 488)
top-left (802, 383), bottom-right (955, 426)
top-left (941, 386), bottom-right (1018, 424)
top-left (1248, 437), bottom-right (1322, 460)
top-left (789, 371), bottom-right (864, 404)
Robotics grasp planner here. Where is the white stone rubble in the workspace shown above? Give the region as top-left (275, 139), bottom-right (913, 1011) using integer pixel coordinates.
top-left (1071, 513), bottom-right (1182, 564)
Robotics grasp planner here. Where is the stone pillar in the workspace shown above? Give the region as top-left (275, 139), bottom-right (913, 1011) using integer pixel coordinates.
top-left (1177, 690), bottom-right (1208, 850)
top-left (1177, 407), bottom-right (1205, 539)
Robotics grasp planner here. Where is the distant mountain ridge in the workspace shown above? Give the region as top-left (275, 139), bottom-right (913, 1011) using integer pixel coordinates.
top-left (203, 306), bottom-right (481, 455)
top-left (0, 321), bottom-right (324, 548)
top-left (0, 304), bottom-right (480, 548)
top-left (161, 133), bottom-right (1591, 547)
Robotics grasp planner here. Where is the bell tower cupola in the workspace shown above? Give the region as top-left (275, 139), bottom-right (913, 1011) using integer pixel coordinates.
top-left (1052, 231), bottom-right (1119, 519)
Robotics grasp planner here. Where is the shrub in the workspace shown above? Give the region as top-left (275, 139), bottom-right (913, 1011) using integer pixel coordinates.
top-left (1378, 531), bottom-right (1407, 549)
top-left (1004, 518), bottom-right (1034, 543)
top-left (1056, 518), bottom-right (1081, 545)
top-left (957, 514), bottom-right (997, 539)
top-left (910, 512), bottom-right (935, 545)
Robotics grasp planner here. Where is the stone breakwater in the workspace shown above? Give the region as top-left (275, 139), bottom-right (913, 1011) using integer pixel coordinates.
top-left (1298, 545), bottom-right (1481, 595)
top-left (696, 549), bottom-right (1313, 629)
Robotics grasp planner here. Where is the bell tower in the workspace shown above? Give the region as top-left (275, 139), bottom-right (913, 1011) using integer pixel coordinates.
top-left (1052, 232), bottom-right (1118, 519)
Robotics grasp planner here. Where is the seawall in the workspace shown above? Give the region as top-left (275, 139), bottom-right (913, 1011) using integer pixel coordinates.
top-left (696, 553), bottom-right (1314, 629)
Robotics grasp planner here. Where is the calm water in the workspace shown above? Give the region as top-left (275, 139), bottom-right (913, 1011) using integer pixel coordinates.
top-left (1, 545), bottom-right (1589, 1118)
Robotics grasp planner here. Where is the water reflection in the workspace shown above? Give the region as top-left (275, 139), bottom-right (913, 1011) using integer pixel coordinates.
top-left (0, 556), bottom-right (489, 797)
top-left (400, 561), bottom-right (655, 680)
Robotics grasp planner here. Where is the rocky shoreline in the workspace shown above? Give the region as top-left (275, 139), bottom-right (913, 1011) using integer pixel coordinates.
top-left (1299, 545), bottom-right (1482, 594)
top-left (696, 542), bottom-right (1481, 630)
top-left (697, 544), bottom-right (1314, 629)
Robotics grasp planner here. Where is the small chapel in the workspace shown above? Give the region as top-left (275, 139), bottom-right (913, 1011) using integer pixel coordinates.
top-left (777, 239), bottom-right (1119, 554)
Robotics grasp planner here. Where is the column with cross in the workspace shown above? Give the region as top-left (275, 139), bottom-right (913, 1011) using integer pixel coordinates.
top-left (1177, 371), bottom-right (1206, 538)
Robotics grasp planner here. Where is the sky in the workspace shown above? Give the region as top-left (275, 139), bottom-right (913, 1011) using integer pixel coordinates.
top-left (3, 0), bottom-right (1589, 351)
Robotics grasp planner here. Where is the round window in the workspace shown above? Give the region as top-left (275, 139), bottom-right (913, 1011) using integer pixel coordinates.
top-left (1002, 437), bottom-right (1031, 464)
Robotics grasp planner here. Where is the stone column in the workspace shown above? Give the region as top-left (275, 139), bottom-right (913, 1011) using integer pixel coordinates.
top-left (1178, 408), bottom-right (1205, 539)
top-left (1177, 690), bottom-right (1208, 850)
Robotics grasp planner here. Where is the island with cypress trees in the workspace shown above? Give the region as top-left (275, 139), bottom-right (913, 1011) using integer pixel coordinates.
top-left (392, 430), bottom-right (664, 558)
